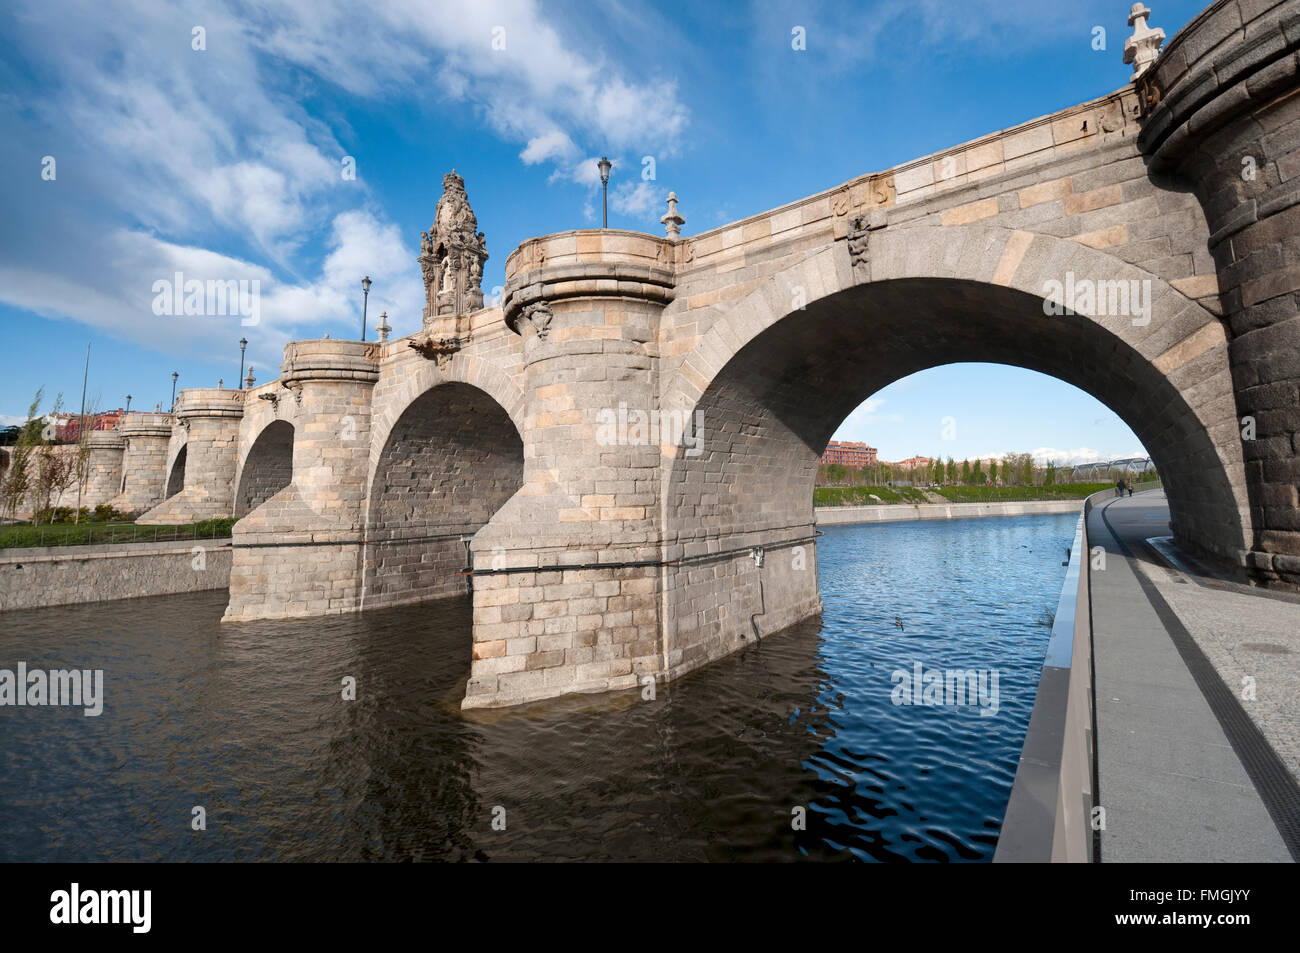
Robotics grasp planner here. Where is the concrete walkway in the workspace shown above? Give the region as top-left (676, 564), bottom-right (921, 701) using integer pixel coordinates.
top-left (1088, 491), bottom-right (1298, 862)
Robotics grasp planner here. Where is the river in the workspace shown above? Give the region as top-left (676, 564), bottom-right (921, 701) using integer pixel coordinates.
top-left (0, 512), bottom-right (1078, 861)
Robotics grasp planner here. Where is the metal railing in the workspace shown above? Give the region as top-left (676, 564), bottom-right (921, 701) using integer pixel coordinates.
top-left (0, 521), bottom-right (234, 551)
top-left (993, 488), bottom-right (1116, 862)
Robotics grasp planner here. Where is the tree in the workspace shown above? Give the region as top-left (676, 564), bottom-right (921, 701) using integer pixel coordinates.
top-left (989, 459), bottom-right (999, 484)
top-left (945, 458), bottom-right (956, 484)
top-left (22, 392), bottom-right (79, 522)
top-left (972, 459), bottom-right (986, 484)
top-left (1045, 461), bottom-right (1057, 485)
top-left (0, 391), bottom-right (42, 520)
top-left (960, 459), bottom-right (970, 484)
top-left (71, 396), bottom-right (100, 523)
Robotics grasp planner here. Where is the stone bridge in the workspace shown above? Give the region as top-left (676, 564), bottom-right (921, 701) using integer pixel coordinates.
top-left (79, 0), bottom-right (1300, 708)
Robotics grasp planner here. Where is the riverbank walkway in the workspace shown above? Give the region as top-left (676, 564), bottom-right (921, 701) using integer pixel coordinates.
top-left (1088, 490), bottom-right (1300, 862)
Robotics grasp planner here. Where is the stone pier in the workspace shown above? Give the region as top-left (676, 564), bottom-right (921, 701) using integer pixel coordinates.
top-left (222, 339), bottom-right (379, 620)
top-left (82, 429), bottom-right (126, 510)
top-left (138, 389), bottom-right (245, 524)
top-left (108, 412), bottom-right (173, 517)
top-left (1136, 0), bottom-right (1300, 585)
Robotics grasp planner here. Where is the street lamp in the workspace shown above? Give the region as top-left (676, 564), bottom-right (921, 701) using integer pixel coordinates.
top-left (361, 276), bottom-right (372, 341)
top-left (597, 157), bottom-right (611, 228)
top-left (170, 372), bottom-right (178, 413)
top-left (239, 337), bottom-right (248, 389)
top-left (125, 394), bottom-right (132, 413)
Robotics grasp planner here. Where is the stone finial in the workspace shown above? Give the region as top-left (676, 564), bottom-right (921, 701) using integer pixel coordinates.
top-left (660, 191), bottom-right (685, 238)
top-left (244, 367), bottom-right (255, 389)
top-left (419, 171), bottom-right (489, 324)
top-left (377, 311), bottom-right (391, 342)
top-left (1123, 3), bottom-right (1165, 82)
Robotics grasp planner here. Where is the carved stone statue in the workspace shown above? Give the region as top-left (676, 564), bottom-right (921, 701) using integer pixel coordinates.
top-left (417, 170), bottom-right (489, 326)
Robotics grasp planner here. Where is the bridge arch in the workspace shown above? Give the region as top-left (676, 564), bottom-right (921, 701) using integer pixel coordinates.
top-left (165, 444), bottom-right (186, 499)
top-left (362, 380), bottom-right (525, 610)
top-left (234, 419), bottom-right (294, 517)
top-left (662, 225), bottom-right (1250, 569)
top-left (367, 352), bottom-right (526, 475)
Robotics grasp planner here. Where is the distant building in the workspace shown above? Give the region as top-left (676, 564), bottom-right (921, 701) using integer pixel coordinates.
top-left (51, 409), bottom-right (127, 443)
top-left (820, 440), bottom-right (877, 467)
top-left (896, 455), bottom-right (934, 470)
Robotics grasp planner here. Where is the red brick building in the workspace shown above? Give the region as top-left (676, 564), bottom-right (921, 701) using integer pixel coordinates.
top-left (820, 440), bottom-right (878, 467)
top-left (896, 455), bottom-right (934, 471)
top-left (53, 409), bottom-right (126, 443)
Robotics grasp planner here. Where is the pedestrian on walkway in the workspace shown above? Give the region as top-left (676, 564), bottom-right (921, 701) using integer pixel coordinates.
top-left (1127, 480), bottom-right (1134, 497)
top-left (1116, 477), bottom-right (1125, 497)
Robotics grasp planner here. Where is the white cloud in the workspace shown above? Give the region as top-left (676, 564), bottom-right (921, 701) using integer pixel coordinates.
top-left (611, 181), bottom-right (661, 219)
top-left (521, 130), bottom-right (579, 165)
top-left (1, 0), bottom-right (690, 381)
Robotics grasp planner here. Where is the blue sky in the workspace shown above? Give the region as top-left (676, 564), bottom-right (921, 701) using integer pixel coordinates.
top-left (0, 0), bottom-right (1209, 463)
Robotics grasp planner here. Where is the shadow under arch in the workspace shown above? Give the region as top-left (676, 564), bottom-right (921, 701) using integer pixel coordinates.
top-left (362, 381), bottom-right (524, 610)
top-left (662, 276), bottom-right (1250, 659)
top-left (235, 419), bottom-right (294, 517)
top-left (165, 445), bottom-right (186, 499)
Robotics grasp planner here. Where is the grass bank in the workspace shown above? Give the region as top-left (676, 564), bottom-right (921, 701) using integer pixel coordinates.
top-left (815, 481), bottom-right (1143, 507)
top-left (0, 519), bottom-right (237, 550)
top-left (813, 485), bottom-right (929, 506)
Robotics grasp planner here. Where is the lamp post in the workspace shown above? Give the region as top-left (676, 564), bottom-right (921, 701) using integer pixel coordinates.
top-left (239, 337), bottom-right (248, 389)
top-left (125, 394), bottom-right (132, 413)
top-left (170, 372), bottom-right (178, 413)
top-left (361, 276), bottom-right (372, 341)
top-left (597, 156), bottom-right (611, 228)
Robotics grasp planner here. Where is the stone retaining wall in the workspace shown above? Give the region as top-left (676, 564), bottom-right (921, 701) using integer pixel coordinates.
top-left (0, 539), bottom-right (232, 612)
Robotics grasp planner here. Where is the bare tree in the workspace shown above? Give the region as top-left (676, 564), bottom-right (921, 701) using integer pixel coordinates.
top-left (72, 395), bottom-right (101, 523)
top-left (0, 390), bottom-right (42, 521)
top-left (32, 394), bottom-right (77, 522)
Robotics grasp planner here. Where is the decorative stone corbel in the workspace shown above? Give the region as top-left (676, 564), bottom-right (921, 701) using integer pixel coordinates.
top-left (280, 380), bottom-right (303, 406)
top-left (521, 300), bottom-right (554, 340)
top-left (408, 332), bottom-right (462, 370)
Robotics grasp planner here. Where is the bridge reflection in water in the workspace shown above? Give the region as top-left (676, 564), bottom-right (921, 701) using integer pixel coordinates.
top-left (0, 514), bottom-right (1077, 862)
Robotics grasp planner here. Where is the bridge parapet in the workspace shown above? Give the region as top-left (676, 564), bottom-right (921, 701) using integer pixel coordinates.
top-left (281, 338), bottom-right (381, 385)
top-left (502, 229), bottom-right (677, 334)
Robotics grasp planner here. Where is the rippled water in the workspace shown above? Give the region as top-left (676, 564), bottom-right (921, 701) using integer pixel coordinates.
top-left (0, 513), bottom-right (1077, 862)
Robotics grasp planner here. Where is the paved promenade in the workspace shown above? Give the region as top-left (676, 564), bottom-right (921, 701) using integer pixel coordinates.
top-left (1088, 491), bottom-right (1300, 862)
